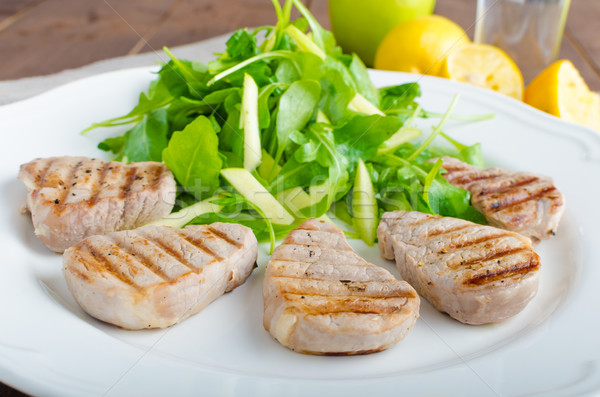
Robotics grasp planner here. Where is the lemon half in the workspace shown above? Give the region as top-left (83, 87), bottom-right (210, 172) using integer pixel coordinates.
top-left (441, 43), bottom-right (524, 100)
top-left (525, 59), bottom-right (600, 131)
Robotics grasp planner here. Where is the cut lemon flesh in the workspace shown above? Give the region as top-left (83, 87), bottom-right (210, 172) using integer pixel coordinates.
top-left (525, 59), bottom-right (600, 131)
top-left (441, 43), bottom-right (524, 100)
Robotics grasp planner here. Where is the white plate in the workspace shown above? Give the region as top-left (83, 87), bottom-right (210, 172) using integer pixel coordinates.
top-left (1, 67), bottom-right (599, 397)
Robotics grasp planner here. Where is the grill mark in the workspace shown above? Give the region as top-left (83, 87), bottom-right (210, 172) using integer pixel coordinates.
top-left (269, 257), bottom-right (365, 268)
top-left (278, 244), bottom-right (354, 253)
top-left (440, 233), bottom-right (507, 252)
top-left (143, 234), bottom-right (201, 271)
top-left (273, 275), bottom-right (389, 284)
top-left (176, 231), bottom-right (224, 261)
top-left (57, 160), bottom-right (84, 211)
top-left (89, 162), bottom-right (112, 205)
top-left (295, 224), bottom-right (332, 232)
top-left (405, 216), bottom-right (436, 227)
top-left (36, 158), bottom-right (57, 186)
top-left (286, 231), bottom-right (350, 248)
top-left (445, 171), bottom-right (501, 187)
top-left (284, 293), bottom-right (408, 312)
top-left (283, 291), bottom-right (411, 301)
top-left (475, 176), bottom-right (539, 197)
top-left (448, 247), bottom-right (530, 270)
top-left (270, 272), bottom-right (386, 284)
top-left (283, 242), bottom-right (344, 252)
top-left (107, 234), bottom-right (172, 282)
top-left (440, 164), bottom-right (469, 173)
top-left (149, 164), bottom-right (164, 190)
top-left (116, 165), bottom-right (137, 228)
top-left (488, 186), bottom-right (557, 212)
top-left (277, 281), bottom-right (416, 299)
top-left (207, 226), bottom-right (243, 248)
top-left (120, 166), bottom-right (138, 198)
top-left (465, 254), bottom-right (540, 285)
top-left (425, 223), bottom-right (471, 238)
top-left (79, 241), bottom-right (141, 290)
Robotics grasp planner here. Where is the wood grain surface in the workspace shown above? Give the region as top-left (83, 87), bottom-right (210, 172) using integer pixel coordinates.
top-left (0, 0), bottom-right (598, 88)
top-left (1, 0), bottom-right (598, 395)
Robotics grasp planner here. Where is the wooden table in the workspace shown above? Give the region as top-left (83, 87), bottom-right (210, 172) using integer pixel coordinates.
top-left (0, 0), bottom-right (597, 395)
top-left (0, 0), bottom-right (598, 90)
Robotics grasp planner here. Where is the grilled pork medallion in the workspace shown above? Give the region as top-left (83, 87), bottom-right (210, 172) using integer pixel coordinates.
top-left (378, 211), bottom-right (540, 325)
top-left (439, 157), bottom-right (565, 242)
top-left (63, 223), bottom-right (258, 329)
top-left (18, 156), bottom-right (176, 252)
top-left (263, 219), bottom-right (420, 355)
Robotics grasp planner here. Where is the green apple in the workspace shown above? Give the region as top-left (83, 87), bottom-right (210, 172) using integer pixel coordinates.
top-left (329, 0), bottom-right (436, 66)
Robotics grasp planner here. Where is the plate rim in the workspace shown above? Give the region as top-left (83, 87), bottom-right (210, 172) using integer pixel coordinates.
top-left (1, 66), bottom-right (598, 397)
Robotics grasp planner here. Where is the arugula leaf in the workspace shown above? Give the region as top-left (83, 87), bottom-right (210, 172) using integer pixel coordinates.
top-left (166, 97), bottom-right (214, 132)
top-left (307, 124), bottom-right (350, 206)
top-left (268, 156), bottom-right (328, 191)
top-left (97, 136), bottom-right (125, 159)
top-left (275, 59), bottom-right (300, 83)
top-left (349, 54), bottom-right (379, 106)
top-left (292, 0), bottom-right (338, 55)
top-left (333, 114), bottom-right (403, 165)
top-left (318, 69), bottom-right (355, 123)
top-left (379, 82), bottom-right (421, 113)
top-left (226, 29), bottom-right (261, 60)
top-left (122, 108), bottom-right (169, 162)
top-left (82, 77), bottom-right (173, 133)
top-left (162, 116), bottom-right (223, 198)
top-left (440, 132), bottom-right (485, 167)
top-left (273, 79), bottom-right (320, 163)
top-left (203, 87), bottom-right (241, 105)
top-left (257, 84), bottom-right (281, 129)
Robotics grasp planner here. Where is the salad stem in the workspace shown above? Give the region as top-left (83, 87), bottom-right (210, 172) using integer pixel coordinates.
top-left (407, 94), bottom-right (459, 161)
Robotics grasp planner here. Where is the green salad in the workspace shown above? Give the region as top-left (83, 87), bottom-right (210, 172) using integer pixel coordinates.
top-left (84, 0), bottom-right (489, 252)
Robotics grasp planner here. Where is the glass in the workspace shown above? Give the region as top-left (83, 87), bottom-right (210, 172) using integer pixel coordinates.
top-left (475, 0), bottom-right (571, 82)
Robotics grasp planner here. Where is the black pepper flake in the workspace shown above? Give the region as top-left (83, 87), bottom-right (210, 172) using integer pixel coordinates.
top-left (72, 193), bottom-right (75, 196)
top-left (301, 296), bottom-right (305, 299)
top-left (85, 169), bottom-right (91, 173)
top-left (54, 199), bottom-right (60, 204)
top-left (308, 250), bottom-right (314, 257)
top-left (135, 176), bottom-right (143, 181)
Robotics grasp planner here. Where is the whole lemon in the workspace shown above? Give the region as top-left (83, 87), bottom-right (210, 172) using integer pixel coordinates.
top-left (374, 15), bottom-right (469, 76)
top-left (329, 0), bottom-right (436, 67)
